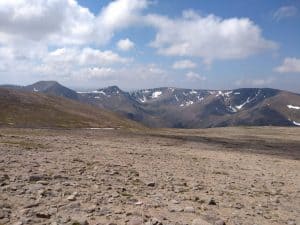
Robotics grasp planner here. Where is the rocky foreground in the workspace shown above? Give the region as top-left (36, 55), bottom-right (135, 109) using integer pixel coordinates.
top-left (0, 128), bottom-right (299, 225)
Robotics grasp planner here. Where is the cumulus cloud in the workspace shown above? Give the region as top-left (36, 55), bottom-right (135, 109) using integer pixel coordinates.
top-left (0, 0), bottom-right (148, 46)
top-left (185, 71), bottom-right (206, 81)
top-left (34, 48), bottom-right (131, 79)
top-left (0, 0), bottom-right (95, 46)
top-left (172, 60), bottom-right (197, 69)
top-left (117, 38), bottom-right (135, 51)
top-left (99, 0), bottom-right (148, 30)
top-left (0, 0), bottom-right (149, 86)
top-left (274, 57), bottom-right (300, 73)
top-left (273, 6), bottom-right (298, 21)
top-left (146, 10), bottom-right (277, 64)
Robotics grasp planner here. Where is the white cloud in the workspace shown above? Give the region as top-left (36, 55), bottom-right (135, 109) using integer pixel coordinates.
top-left (0, 0), bottom-right (281, 89)
top-left (75, 67), bottom-right (116, 80)
top-left (235, 77), bottom-right (275, 87)
top-left (172, 60), bottom-right (197, 69)
top-left (99, 0), bottom-right (148, 30)
top-left (185, 71), bottom-right (206, 81)
top-left (0, 0), bottom-right (149, 46)
top-left (273, 6), bottom-right (298, 21)
top-left (0, 0), bottom-right (96, 45)
top-left (117, 38), bottom-right (135, 51)
top-left (146, 10), bottom-right (277, 64)
top-left (44, 47), bottom-right (129, 67)
top-left (274, 58), bottom-right (300, 73)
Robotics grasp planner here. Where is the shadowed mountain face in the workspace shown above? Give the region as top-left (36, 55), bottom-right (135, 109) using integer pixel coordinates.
top-left (2, 81), bottom-right (300, 128)
top-left (0, 88), bottom-right (141, 129)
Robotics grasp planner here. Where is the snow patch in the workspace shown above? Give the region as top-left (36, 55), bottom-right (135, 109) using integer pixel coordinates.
top-left (180, 101), bottom-right (194, 107)
top-left (152, 91), bottom-right (162, 98)
top-left (216, 91), bottom-right (233, 97)
top-left (287, 105), bottom-right (300, 110)
top-left (236, 97), bottom-right (251, 110)
top-left (139, 96), bottom-right (147, 103)
top-left (190, 90), bottom-right (197, 94)
top-left (228, 105), bottom-right (237, 113)
top-left (197, 96), bottom-right (204, 101)
top-left (33, 88), bottom-right (39, 92)
top-left (293, 121), bottom-right (300, 126)
top-left (174, 95), bottom-right (179, 102)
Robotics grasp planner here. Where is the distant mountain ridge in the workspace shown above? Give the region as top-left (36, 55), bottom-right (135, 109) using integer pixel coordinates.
top-left (1, 81), bottom-right (78, 100)
top-left (1, 81), bottom-right (300, 128)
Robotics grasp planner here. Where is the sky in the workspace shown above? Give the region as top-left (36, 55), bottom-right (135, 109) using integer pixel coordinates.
top-left (0, 0), bottom-right (299, 92)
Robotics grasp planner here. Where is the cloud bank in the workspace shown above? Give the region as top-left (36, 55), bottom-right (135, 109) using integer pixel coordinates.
top-left (0, 0), bottom-right (280, 89)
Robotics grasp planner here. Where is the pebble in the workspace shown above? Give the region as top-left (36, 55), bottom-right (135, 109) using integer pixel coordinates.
top-left (147, 182), bottom-right (156, 187)
top-left (208, 198), bottom-right (217, 205)
top-left (36, 212), bottom-right (51, 219)
top-left (67, 192), bottom-right (77, 201)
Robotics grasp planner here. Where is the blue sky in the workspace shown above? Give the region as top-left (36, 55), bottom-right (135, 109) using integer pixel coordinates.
top-left (0, 0), bottom-right (299, 92)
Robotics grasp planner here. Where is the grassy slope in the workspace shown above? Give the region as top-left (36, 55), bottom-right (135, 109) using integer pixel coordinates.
top-left (0, 88), bottom-right (142, 129)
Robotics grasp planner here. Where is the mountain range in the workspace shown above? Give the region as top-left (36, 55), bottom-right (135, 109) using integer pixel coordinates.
top-left (1, 81), bottom-right (300, 128)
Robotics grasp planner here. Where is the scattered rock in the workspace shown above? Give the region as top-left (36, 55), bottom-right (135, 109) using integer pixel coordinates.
top-left (147, 182), bottom-right (156, 187)
top-left (36, 212), bottom-right (51, 219)
top-left (67, 192), bottom-right (78, 201)
top-left (208, 198), bottom-right (217, 205)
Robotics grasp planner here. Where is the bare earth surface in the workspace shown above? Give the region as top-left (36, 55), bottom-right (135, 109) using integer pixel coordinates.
top-left (0, 127), bottom-right (299, 225)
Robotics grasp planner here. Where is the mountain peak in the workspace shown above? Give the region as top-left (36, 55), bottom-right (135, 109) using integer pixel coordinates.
top-left (25, 81), bottom-right (78, 100)
top-left (98, 86), bottom-right (123, 95)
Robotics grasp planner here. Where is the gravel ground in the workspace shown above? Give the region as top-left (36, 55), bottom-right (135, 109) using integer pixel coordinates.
top-left (0, 128), bottom-right (299, 225)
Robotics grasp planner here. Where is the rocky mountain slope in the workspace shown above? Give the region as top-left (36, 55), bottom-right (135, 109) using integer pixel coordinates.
top-left (78, 86), bottom-right (300, 128)
top-left (0, 88), bottom-right (141, 129)
top-left (2, 81), bottom-right (300, 128)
